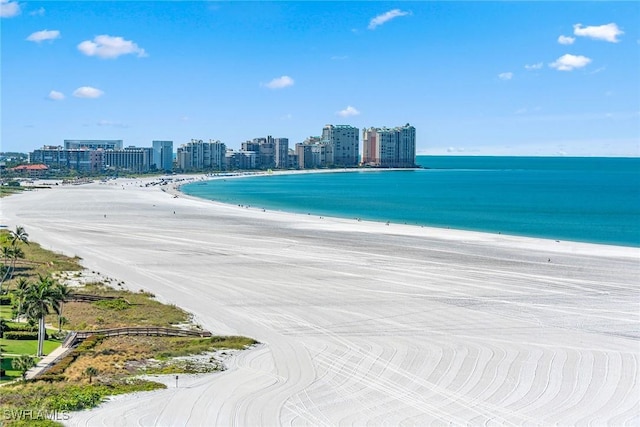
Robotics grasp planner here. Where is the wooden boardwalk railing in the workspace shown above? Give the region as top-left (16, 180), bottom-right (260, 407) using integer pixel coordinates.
top-left (66, 293), bottom-right (121, 302)
top-left (63, 327), bottom-right (212, 348)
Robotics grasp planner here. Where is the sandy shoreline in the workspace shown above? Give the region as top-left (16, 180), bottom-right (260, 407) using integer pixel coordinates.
top-left (2, 175), bottom-right (638, 425)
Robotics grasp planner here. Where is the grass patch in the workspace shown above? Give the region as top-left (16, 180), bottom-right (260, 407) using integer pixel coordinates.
top-left (58, 283), bottom-right (189, 330)
top-left (0, 186), bottom-right (26, 198)
top-left (1, 355), bottom-right (23, 382)
top-left (0, 230), bottom-right (82, 291)
top-left (93, 299), bottom-right (129, 311)
top-left (1, 337), bottom-right (61, 357)
top-left (62, 335), bottom-right (257, 380)
top-left (0, 380), bottom-right (166, 425)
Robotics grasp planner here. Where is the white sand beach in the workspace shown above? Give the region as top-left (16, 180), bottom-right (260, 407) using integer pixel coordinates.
top-left (2, 176), bottom-right (639, 426)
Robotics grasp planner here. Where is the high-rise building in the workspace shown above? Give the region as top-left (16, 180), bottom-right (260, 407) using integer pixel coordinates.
top-left (322, 124), bottom-right (359, 167)
top-left (103, 146), bottom-right (153, 173)
top-left (295, 144), bottom-right (314, 169)
top-left (241, 141), bottom-right (260, 153)
top-left (176, 139), bottom-right (226, 171)
top-left (257, 136), bottom-right (275, 169)
top-left (241, 136), bottom-right (287, 169)
top-left (362, 124), bottom-right (416, 168)
top-left (294, 136), bottom-right (333, 168)
top-left (274, 138), bottom-right (289, 169)
top-left (152, 140), bottom-right (174, 171)
top-left (225, 150), bottom-right (257, 170)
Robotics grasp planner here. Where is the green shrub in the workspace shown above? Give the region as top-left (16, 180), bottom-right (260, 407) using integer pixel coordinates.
top-left (44, 355), bottom-right (76, 376)
top-left (4, 331), bottom-right (39, 340)
top-left (93, 299), bottom-right (129, 311)
top-left (0, 294), bottom-right (11, 305)
top-left (6, 324), bottom-right (35, 332)
top-left (37, 374), bottom-right (66, 383)
top-left (75, 335), bottom-right (104, 354)
top-left (44, 387), bottom-right (103, 411)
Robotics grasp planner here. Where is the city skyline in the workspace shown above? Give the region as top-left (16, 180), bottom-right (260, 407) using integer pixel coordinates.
top-left (2, 1), bottom-right (639, 157)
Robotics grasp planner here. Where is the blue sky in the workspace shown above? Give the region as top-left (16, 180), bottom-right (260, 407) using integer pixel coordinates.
top-left (2, 1), bottom-right (639, 156)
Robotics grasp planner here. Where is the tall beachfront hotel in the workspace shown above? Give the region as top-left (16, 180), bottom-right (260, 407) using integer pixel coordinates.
top-left (322, 124), bottom-right (359, 167)
top-left (362, 124), bottom-right (417, 168)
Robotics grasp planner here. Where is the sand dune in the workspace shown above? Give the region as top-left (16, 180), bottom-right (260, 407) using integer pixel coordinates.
top-left (2, 177), bottom-right (638, 426)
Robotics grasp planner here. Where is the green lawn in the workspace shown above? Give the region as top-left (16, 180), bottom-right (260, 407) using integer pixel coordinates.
top-left (1, 324), bottom-right (62, 383)
top-left (0, 337), bottom-right (61, 356)
top-left (1, 337), bottom-right (59, 383)
top-left (0, 355), bottom-right (32, 382)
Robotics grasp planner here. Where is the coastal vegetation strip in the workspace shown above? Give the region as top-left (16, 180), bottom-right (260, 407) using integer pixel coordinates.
top-left (0, 227), bottom-right (257, 426)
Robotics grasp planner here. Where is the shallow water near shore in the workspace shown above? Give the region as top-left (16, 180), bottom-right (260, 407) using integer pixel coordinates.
top-left (181, 156), bottom-right (640, 247)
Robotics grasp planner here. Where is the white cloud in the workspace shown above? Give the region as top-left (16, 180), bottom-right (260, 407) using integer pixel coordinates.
top-left (29, 7), bottom-right (45, 16)
top-left (557, 35), bottom-right (575, 45)
top-left (549, 54), bottom-right (591, 71)
top-left (498, 72), bottom-right (513, 80)
top-left (263, 75), bottom-right (294, 89)
top-left (368, 9), bottom-right (410, 30)
top-left (524, 62), bottom-right (543, 70)
top-left (26, 30), bottom-right (61, 43)
top-left (78, 35), bottom-right (147, 59)
top-left (47, 90), bottom-right (64, 101)
top-left (73, 86), bottom-right (104, 98)
top-left (574, 23), bottom-right (623, 43)
top-left (281, 113), bottom-right (293, 120)
top-left (336, 105), bottom-right (360, 117)
top-left (0, 0), bottom-right (20, 17)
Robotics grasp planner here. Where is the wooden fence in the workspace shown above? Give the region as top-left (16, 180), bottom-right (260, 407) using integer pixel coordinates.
top-left (62, 326), bottom-right (212, 348)
top-left (66, 293), bottom-right (121, 302)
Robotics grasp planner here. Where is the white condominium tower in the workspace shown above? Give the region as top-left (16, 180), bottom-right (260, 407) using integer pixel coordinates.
top-left (362, 123), bottom-right (416, 168)
top-left (322, 124), bottom-right (359, 167)
top-left (176, 139), bottom-right (226, 171)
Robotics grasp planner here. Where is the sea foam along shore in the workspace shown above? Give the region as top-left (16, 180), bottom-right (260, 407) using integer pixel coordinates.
top-left (2, 174), bottom-right (638, 426)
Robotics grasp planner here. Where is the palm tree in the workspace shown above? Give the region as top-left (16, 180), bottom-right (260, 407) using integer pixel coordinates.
top-left (1, 245), bottom-right (11, 266)
top-left (55, 283), bottom-right (71, 332)
top-left (11, 278), bottom-right (31, 322)
top-left (85, 366), bottom-right (99, 384)
top-left (8, 246), bottom-right (24, 277)
top-left (0, 264), bottom-right (8, 290)
top-left (12, 354), bottom-right (36, 381)
top-left (20, 275), bottom-right (65, 357)
top-left (0, 226), bottom-right (29, 293)
top-left (9, 226), bottom-right (29, 247)
top-left (0, 246), bottom-right (13, 291)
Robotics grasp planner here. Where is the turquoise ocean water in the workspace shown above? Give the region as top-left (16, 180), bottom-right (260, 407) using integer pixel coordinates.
top-left (181, 156), bottom-right (640, 247)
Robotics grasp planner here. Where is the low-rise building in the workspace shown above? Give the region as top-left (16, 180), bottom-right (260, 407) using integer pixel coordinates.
top-left (9, 164), bottom-right (49, 178)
